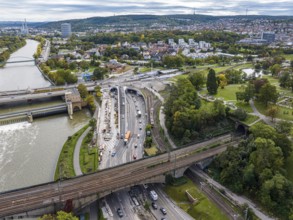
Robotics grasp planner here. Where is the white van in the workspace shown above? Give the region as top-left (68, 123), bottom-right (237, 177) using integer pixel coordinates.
top-left (149, 190), bottom-right (158, 201)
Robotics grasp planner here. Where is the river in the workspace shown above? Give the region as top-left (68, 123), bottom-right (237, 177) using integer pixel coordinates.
top-left (0, 39), bottom-right (51, 91)
top-left (0, 39), bottom-right (90, 192)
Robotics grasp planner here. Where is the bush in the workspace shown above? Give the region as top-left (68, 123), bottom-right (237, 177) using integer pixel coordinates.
top-left (232, 108), bottom-right (247, 121)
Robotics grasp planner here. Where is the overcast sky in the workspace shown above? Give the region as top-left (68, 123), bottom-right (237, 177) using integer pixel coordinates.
top-left (0, 0), bottom-right (292, 22)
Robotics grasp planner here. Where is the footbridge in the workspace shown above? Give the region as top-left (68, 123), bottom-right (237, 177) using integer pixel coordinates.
top-left (0, 56), bottom-right (35, 65)
top-left (0, 134), bottom-right (240, 218)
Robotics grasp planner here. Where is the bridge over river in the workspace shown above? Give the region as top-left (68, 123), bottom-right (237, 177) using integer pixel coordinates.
top-left (0, 134), bottom-right (240, 218)
top-left (0, 56), bottom-right (35, 66)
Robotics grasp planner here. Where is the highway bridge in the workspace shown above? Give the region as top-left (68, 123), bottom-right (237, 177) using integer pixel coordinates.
top-left (0, 82), bottom-right (97, 97)
top-left (0, 134), bottom-right (239, 218)
top-left (0, 87), bottom-right (95, 105)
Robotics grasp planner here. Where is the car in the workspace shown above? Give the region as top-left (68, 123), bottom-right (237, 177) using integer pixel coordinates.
top-left (161, 218), bottom-right (166, 220)
top-left (117, 208), bottom-right (123, 218)
top-left (137, 134), bottom-right (140, 139)
top-left (139, 120), bottom-right (142, 124)
top-left (111, 152), bottom-right (116, 157)
top-left (139, 127), bottom-right (142, 130)
top-left (152, 202), bottom-right (158, 210)
top-left (120, 134), bottom-right (124, 139)
top-left (160, 208), bottom-right (167, 215)
top-left (121, 114), bottom-right (124, 119)
top-left (133, 154), bottom-right (137, 160)
top-left (134, 143), bottom-right (137, 148)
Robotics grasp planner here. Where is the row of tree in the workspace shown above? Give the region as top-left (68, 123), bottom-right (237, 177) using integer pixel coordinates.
top-left (39, 63), bottom-right (78, 85)
top-left (0, 36), bottom-right (26, 63)
top-left (210, 122), bottom-right (293, 219)
top-left (81, 30), bottom-right (242, 45)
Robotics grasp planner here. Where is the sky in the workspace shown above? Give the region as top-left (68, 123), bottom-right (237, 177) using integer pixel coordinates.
top-left (0, 0), bottom-right (292, 22)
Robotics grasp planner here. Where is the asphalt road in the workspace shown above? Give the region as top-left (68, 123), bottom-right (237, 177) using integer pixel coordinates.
top-left (149, 184), bottom-right (194, 220)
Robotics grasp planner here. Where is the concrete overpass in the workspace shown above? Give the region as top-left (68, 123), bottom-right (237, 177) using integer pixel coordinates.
top-left (0, 134), bottom-right (240, 218)
top-left (0, 87), bottom-right (94, 105)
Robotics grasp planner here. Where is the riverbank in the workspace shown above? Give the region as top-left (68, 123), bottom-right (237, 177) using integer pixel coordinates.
top-left (0, 36), bottom-right (26, 67)
top-left (54, 124), bottom-right (89, 181)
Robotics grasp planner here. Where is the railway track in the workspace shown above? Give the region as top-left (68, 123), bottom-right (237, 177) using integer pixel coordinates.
top-left (0, 134), bottom-right (237, 217)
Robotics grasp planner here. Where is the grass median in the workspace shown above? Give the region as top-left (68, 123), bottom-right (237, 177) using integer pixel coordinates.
top-left (54, 124), bottom-right (89, 181)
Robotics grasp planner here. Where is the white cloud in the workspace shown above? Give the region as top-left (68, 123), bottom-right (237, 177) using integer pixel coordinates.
top-left (0, 0), bottom-right (292, 21)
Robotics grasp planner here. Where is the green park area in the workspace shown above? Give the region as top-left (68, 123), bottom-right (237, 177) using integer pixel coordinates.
top-left (164, 178), bottom-right (229, 220)
top-left (54, 125), bottom-right (89, 180)
top-left (79, 128), bottom-right (99, 174)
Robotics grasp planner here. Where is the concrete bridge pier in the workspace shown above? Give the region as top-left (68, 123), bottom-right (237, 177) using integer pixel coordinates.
top-left (171, 166), bottom-right (189, 179)
top-left (27, 113), bottom-right (33, 123)
top-left (67, 102), bottom-right (73, 119)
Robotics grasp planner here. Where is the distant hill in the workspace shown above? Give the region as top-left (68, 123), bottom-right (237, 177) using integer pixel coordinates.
top-left (37, 14), bottom-right (293, 31)
top-left (0, 21), bottom-right (45, 28)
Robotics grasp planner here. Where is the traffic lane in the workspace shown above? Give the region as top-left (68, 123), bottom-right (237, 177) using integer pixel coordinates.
top-left (105, 192), bottom-right (125, 220)
top-left (118, 189), bottom-right (141, 220)
top-left (105, 190), bottom-right (139, 220)
top-left (151, 184), bottom-right (194, 220)
top-left (125, 93), bottom-right (139, 161)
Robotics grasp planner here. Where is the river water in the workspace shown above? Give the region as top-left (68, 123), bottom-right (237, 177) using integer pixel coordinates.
top-left (0, 40), bottom-right (90, 192)
top-left (0, 40), bottom-right (51, 91)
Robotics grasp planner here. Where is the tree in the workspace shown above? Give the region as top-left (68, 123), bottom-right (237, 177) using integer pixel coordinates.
top-left (275, 121), bottom-right (292, 135)
top-left (217, 74), bottom-right (227, 89)
top-left (266, 105), bottom-right (279, 122)
top-left (77, 84), bottom-right (88, 99)
top-left (134, 67), bottom-right (139, 74)
top-left (233, 108), bottom-right (247, 121)
top-left (253, 78), bottom-right (268, 94)
top-left (95, 85), bottom-right (102, 102)
top-left (85, 95), bottom-right (96, 112)
top-left (162, 55), bottom-right (184, 68)
top-left (236, 83), bottom-right (255, 103)
top-left (89, 118), bottom-right (97, 129)
top-left (259, 83), bottom-right (278, 106)
top-left (188, 72), bottom-right (205, 90)
top-left (93, 67), bottom-right (107, 80)
top-left (39, 211), bottom-right (78, 220)
top-left (206, 68), bottom-right (218, 95)
top-left (224, 69), bottom-right (242, 84)
top-left (270, 64), bottom-right (281, 76)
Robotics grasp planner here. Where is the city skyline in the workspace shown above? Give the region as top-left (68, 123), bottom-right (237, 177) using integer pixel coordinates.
top-left (0, 0), bottom-right (292, 22)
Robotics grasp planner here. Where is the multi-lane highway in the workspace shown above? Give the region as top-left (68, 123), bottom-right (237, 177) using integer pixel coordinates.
top-left (0, 134), bottom-right (235, 217)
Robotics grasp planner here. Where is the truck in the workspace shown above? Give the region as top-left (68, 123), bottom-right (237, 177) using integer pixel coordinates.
top-left (149, 190), bottom-right (158, 201)
top-left (124, 131), bottom-right (131, 145)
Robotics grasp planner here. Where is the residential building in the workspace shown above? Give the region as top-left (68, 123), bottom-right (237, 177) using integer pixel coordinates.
top-left (61, 23), bottom-right (72, 38)
top-left (261, 32), bottom-right (275, 43)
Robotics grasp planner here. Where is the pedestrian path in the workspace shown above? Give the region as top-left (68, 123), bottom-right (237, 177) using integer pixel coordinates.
top-left (73, 127), bottom-right (91, 176)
